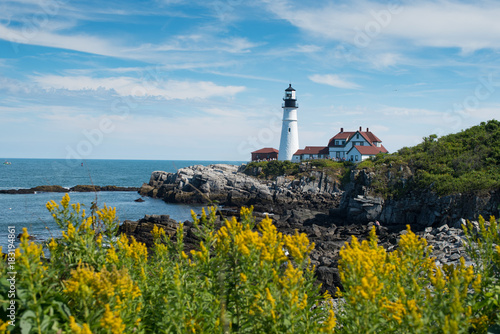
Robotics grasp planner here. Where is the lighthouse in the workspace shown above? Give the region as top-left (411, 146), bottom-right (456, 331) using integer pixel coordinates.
top-left (278, 84), bottom-right (299, 161)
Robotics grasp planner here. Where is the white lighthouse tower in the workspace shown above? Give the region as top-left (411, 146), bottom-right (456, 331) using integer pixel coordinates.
top-left (278, 84), bottom-right (299, 161)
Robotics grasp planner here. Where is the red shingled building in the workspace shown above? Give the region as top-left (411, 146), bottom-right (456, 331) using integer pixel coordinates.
top-left (291, 126), bottom-right (387, 162)
top-left (251, 147), bottom-right (279, 161)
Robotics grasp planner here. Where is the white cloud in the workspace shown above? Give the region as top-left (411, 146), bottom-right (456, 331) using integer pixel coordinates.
top-left (31, 75), bottom-right (246, 100)
top-left (309, 74), bottom-right (361, 89)
top-left (265, 0), bottom-right (500, 52)
top-left (0, 24), bottom-right (120, 57)
top-left (296, 44), bottom-right (323, 53)
top-left (370, 53), bottom-right (401, 69)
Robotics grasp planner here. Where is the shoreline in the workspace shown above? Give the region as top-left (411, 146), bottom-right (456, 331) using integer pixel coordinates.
top-left (0, 185), bottom-right (140, 194)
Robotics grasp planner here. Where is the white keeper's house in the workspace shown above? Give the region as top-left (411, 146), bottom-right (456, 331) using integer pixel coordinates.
top-left (251, 85), bottom-right (388, 162)
top-left (291, 127), bottom-right (388, 162)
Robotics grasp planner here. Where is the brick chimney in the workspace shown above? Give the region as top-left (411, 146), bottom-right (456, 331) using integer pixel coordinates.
top-left (367, 127), bottom-right (369, 132)
top-left (340, 127), bottom-right (344, 132)
top-left (359, 126), bottom-right (362, 131)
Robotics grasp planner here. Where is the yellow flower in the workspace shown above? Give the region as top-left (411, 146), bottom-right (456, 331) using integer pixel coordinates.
top-left (321, 309), bottom-right (336, 332)
top-left (62, 222), bottom-right (76, 240)
top-left (151, 224), bottom-right (166, 241)
top-left (96, 234), bottom-right (103, 247)
top-left (240, 273), bottom-right (247, 283)
top-left (97, 204), bottom-right (117, 224)
top-left (61, 193), bottom-right (70, 209)
top-left (48, 238), bottom-right (57, 251)
top-left (0, 319), bottom-right (10, 333)
top-left (100, 304), bottom-right (125, 334)
top-left (106, 247), bottom-right (119, 264)
top-left (69, 316), bottom-right (92, 334)
top-left (284, 229), bottom-right (314, 263)
top-left (46, 200), bottom-right (59, 211)
top-left (265, 287), bottom-right (276, 308)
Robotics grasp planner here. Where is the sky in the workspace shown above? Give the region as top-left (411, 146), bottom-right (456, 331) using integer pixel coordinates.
top-left (1, 0), bottom-right (499, 161)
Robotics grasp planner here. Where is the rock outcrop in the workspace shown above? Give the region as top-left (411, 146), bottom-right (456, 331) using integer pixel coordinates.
top-left (139, 164), bottom-right (342, 214)
top-left (338, 169), bottom-right (500, 229)
top-left (0, 185), bottom-right (139, 194)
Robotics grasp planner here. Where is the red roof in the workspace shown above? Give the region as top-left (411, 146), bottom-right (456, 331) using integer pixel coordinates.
top-left (293, 146), bottom-right (329, 155)
top-left (251, 147), bottom-right (278, 154)
top-left (328, 129), bottom-right (382, 147)
top-left (349, 145), bottom-right (388, 155)
top-left (364, 132), bottom-right (382, 143)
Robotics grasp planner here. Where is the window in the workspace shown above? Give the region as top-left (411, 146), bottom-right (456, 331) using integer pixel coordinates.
top-left (288, 128), bottom-right (291, 132)
top-left (356, 134), bottom-right (359, 139)
top-left (355, 155), bottom-right (359, 161)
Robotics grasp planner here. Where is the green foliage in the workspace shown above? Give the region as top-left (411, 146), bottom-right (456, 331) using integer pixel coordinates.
top-left (3, 194), bottom-right (500, 333)
top-left (362, 120), bottom-right (500, 197)
top-left (463, 215), bottom-right (500, 332)
top-left (244, 159), bottom-right (352, 188)
top-left (0, 195), bottom-right (334, 333)
top-left (244, 160), bottom-right (299, 179)
top-left (337, 226), bottom-right (477, 333)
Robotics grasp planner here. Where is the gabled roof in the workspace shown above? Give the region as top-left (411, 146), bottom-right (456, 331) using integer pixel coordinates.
top-left (328, 129), bottom-right (382, 147)
top-left (251, 147), bottom-right (278, 154)
top-left (364, 132), bottom-right (382, 143)
top-left (293, 146), bottom-right (329, 155)
top-left (348, 145), bottom-right (388, 155)
top-left (346, 131), bottom-right (373, 146)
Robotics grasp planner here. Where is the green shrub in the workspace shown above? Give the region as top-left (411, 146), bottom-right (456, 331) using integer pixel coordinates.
top-left (2, 195), bottom-right (500, 333)
top-left (364, 120), bottom-right (500, 197)
top-left (244, 160), bottom-right (299, 178)
top-left (0, 195), bottom-right (334, 333)
top-left (463, 215), bottom-right (500, 332)
top-left (337, 226), bottom-right (477, 333)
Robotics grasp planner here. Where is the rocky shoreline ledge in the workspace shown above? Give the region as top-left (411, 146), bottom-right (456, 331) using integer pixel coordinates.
top-left (0, 185), bottom-right (140, 194)
top-left (129, 163), bottom-right (487, 293)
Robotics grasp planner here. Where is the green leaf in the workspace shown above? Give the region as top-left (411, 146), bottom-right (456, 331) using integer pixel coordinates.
top-left (20, 310), bottom-right (36, 334)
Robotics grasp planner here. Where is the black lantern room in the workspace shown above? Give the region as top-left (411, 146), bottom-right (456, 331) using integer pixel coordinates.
top-left (283, 84), bottom-right (298, 108)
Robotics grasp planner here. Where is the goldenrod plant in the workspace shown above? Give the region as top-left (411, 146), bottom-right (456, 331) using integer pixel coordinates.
top-left (463, 215), bottom-right (500, 333)
top-left (2, 193), bottom-right (500, 333)
top-left (336, 226), bottom-right (479, 334)
top-left (0, 194), bottom-right (332, 333)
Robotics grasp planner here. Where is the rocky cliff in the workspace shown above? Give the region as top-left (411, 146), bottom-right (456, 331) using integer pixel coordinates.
top-left (338, 168), bottom-right (500, 229)
top-left (139, 163), bottom-right (500, 230)
top-left (139, 164), bottom-right (342, 215)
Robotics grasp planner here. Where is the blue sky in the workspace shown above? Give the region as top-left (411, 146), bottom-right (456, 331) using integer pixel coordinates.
top-left (1, 0), bottom-right (499, 160)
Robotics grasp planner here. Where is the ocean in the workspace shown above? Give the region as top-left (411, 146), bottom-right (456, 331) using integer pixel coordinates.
top-left (0, 158), bottom-right (245, 250)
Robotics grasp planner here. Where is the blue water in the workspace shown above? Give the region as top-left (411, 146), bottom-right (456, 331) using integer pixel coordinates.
top-left (0, 159), bottom-right (245, 250)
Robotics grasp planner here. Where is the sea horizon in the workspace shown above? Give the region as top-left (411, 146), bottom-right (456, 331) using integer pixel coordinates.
top-left (0, 159), bottom-right (245, 250)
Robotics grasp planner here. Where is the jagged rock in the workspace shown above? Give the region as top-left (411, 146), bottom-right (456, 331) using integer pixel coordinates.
top-left (338, 169), bottom-right (500, 229)
top-left (140, 164), bottom-right (343, 215)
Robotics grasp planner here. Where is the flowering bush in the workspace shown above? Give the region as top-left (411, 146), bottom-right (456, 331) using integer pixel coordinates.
top-left (463, 215), bottom-right (500, 332)
top-left (336, 226), bottom-right (479, 334)
top-left (1, 194), bottom-right (500, 333)
top-left (0, 194), bottom-right (333, 333)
